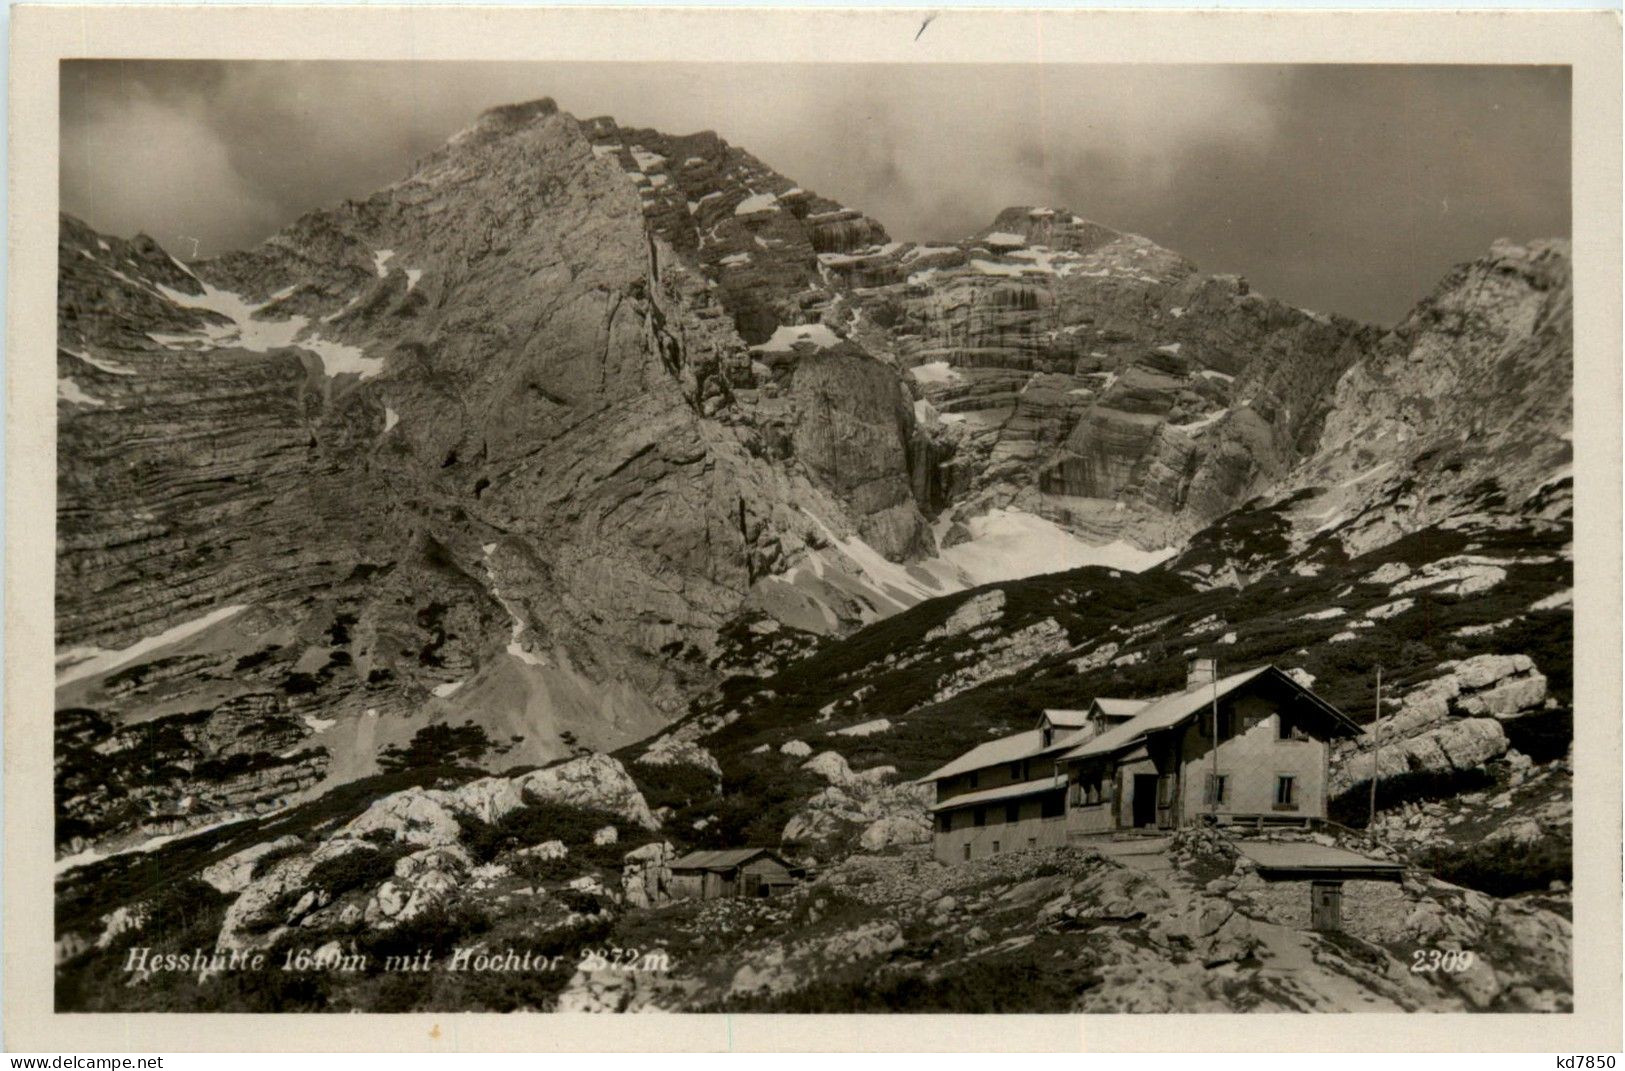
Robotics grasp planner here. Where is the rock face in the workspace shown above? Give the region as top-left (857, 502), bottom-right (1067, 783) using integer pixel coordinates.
top-left (1283, 238), bottom-right (1573, 555)
top-left (782, 753), bottom-right (932, 852)
top-left (802, 206), bottom-right (1380, 549)
top-left (55, 99), bottom-right (942, 847)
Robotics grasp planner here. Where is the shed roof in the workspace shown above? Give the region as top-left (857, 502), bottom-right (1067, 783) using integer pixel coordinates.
top-left (928, 777), bottom-right (1067, 814)
top-left (668, 847), bottom-right (791, 872)
top-left (1240, 842), bottom-right (1404, 881)
top-left (1063, 665), bottom-right (1361, 763)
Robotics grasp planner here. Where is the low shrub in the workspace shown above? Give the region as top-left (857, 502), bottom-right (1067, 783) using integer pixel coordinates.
top-left (249, 840), bottom-right (307, 879)
top-left (1328, 766), bottom-right (1496, 828)
top-left (455, 796), bottom-right (636, 867)
top-left (1502, 707), bottom-right (1573, 764)
top-left (711, 956), bottom-right (1101, 1013)
top-left (1416, 838), bottom-right (1571, 898)
top-left (305, 845), bottom-right (407, 897)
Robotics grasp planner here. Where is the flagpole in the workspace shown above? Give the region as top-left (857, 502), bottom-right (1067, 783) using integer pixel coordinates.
top-left (1367, 665), bottom-right (1382, 828)
top-left (1209, 661), bottom-right (1220, 825)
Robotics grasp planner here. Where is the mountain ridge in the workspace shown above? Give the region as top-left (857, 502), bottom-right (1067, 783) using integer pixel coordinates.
top-left (54, 96), bottom-right (1571, 860)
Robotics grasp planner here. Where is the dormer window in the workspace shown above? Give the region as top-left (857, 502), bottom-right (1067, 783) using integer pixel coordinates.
top-left (1041, 727), bottom-right (1054, 747)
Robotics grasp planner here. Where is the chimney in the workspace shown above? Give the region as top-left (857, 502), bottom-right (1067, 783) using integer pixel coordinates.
top-left (1187, 657), bottom-right (1217, 691)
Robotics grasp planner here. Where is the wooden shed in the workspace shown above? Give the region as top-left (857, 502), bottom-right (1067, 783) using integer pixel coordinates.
top-left (667, 848), bottom-right (799, 900)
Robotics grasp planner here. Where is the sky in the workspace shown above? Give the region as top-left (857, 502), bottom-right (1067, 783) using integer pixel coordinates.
top-left (60, 61), bottom-right (1569, 324)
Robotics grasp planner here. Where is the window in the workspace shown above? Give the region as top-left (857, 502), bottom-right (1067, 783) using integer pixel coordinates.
top-left (992, 840), bottom-right (1001, 855)
top-left (973, 807), bottom-right (987, 827)
top-left (1009, 761), bottom-right (1025, 781)
top-left (1041, 728), bottom-right (1054, 747)
top-left (1028, 838), bottom-right (1038, 849)
top-left (1041, 791), bottom-right (1065, 819)
top-left (968, 771), bottom-right (980, 789)
top-left (1204, 774), bottom-right (1228, 804)
top-left (1278, 713), bottom-right (1308, 741)
top-left (936, 813), bottom-right (951, 833)
top-left (1005, 802), bottom-right (1021, 824)
top-left (963, 844), bottom-right (971, 861)
top-left (1275, 775), bottom-right (1298, 808)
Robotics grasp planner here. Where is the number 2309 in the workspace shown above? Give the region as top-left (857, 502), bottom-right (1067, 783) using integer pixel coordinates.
top-left (1411, 948), bottom-right (1476, 973)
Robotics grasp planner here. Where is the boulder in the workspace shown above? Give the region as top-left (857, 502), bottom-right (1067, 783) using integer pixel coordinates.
top-left (800, 750), bottom-right (895, 788)
top-left (200, 835), bottom-right (302, 895)
top-left (924, 590), bottom-right (1006, 642)
top-left (635, 736), bottom-right (723, 778)
top-left (339, 788), bottom-right (465, 848)
top-left (858, 814), bottom-right (931, 851)
top-left (1331, 717), bottom-right (1507, 796)
top-left (621, 840), bottom-right (676, 908)
top-left (514, 754), bottom-right (660, 830)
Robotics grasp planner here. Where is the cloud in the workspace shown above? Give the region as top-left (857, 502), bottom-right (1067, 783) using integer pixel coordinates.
top-left (60, 84), bottom-right (286, 255)
top-left (58, 61), bottom-right (1567, 323)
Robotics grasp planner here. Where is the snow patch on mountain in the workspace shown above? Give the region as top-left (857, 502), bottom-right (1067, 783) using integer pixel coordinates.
top-left (934, 509), bottom-right (1175, 586)
top-left (56, 604), bottom-right (249, 687)
top-left (58, 378), bottom-right (105, 407)
top-left (752, 323), bottom-right (839, 352)
top-left (155, 280), bottom-right (383, 379)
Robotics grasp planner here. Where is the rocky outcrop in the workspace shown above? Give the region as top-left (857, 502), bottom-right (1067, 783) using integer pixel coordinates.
top-left (214, 753), bottom-right (656, 950)
top-left (620, 840), bottom-right (676, 909)
top-left (636, 736), bottom-right (723, 779)
top-left (781, 756), bottom-right (932, 853)
top-left (514, 754), bottom-right (661, 831)
top-left (923, 589), bottom-right (1006, 642)
top-left (363, 845), bottom-right (473, 927)
top-left (1327, 658), bottom-right (1553, 797)
top-left (201, 835), bottom-right (303, 895)
top-left (1284, 239), bottom-right (1573, 556)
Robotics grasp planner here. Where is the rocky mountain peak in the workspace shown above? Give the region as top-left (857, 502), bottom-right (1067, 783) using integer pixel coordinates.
top-left (1272, 236), bottom-right (1573, 559)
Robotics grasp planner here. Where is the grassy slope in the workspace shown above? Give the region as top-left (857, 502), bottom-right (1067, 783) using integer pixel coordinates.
top-left (622, 485), bottom-right (1573, 853)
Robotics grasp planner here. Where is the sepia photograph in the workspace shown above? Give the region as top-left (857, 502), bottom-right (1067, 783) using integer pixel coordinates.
top-left (6, 5), bottom-right (1621, 1052)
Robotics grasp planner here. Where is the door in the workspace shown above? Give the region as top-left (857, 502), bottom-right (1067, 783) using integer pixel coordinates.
top-left (1311, 881), bottom-right (1343, 932)
top-left (1156, 773), bottom-right (1178, 830)
top-left (744, 873), bottom-right (762, 898)
top-left (1131, 774), bottom-right (1159, 827)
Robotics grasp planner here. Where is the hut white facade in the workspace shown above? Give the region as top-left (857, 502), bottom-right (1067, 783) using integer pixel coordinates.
top-left (921, 661), bottom-right (1364, 863)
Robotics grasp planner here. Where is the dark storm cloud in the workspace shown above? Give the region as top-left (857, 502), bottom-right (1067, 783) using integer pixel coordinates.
top-left (59, 61), bottom-right (1569, 324)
